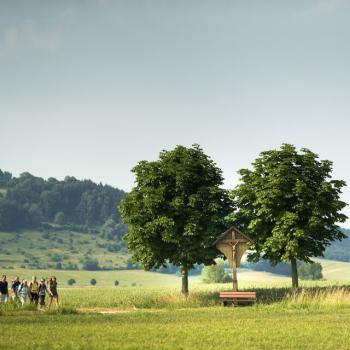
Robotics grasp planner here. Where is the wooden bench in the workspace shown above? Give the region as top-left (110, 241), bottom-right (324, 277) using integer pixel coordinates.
top-left (219, 292), bottom-right (256, 306)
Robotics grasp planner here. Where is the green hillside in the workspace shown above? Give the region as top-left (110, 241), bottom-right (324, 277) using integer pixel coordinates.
top-left (324, 228), bottom-right (350, 262)
top-left (0, 229), bottom-right (129, 271)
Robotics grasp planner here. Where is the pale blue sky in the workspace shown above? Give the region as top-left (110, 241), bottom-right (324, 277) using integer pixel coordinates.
top-left (1, 0), bottom-right (350, 224)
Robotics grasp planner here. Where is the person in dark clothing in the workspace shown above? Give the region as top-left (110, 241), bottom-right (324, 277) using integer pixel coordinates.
top-left (11, 276), bottom-right (21, 300)
top-left (48, 276), bottom-right (59, 308)
top-left (38, 278), bottom-right (47, 309)
top-left (0, 275), bottom-right (9, 303)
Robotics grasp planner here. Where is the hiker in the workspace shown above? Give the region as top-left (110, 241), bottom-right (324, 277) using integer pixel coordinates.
top-left (18, 280), bottom-right (30, 306)
top-left (0, 275), bottom-right (9, 303)
top-left (38, 278), bottom-right (47, 309)
top-left (11, 276), bottom-right (21, 300)
top-left (29, 276), bottom-right (39, 305)
top-left (48, 276), bottom-right (59, 307)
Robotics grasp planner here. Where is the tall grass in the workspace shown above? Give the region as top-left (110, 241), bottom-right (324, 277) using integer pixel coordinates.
top-left (2, 284), bottom-right (350, 313)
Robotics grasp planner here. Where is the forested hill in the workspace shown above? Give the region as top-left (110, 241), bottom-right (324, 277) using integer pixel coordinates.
top-left (324, 228), bottom-right (350, 262)
top-left (0, 169), bottom-right (126, 231)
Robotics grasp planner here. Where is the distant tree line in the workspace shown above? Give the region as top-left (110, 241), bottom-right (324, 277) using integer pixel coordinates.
top-left (0, 169), bottom-right (126, 231)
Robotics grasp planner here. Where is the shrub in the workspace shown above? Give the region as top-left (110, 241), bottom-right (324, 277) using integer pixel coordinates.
top-left (54, 211), bottom-right (66, 225)
top-left (65, 262), bottom-right (79, 270)
top-left (90, 278), bottom-right (97, 286)
top-left (51, 254), bottom-right (63, 262)
top-left (82, 259), bottom-right (100, 271)
top-left (67, 278), bottom-right (76, 286)
top-left (202, 259), bottom-right (232, 283)
top-left (299, 262), bottom-right (323, 280)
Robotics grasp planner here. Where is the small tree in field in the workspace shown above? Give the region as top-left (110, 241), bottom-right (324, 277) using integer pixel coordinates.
top-left (299, 262), bottom-right (323, 280)
top-left (120, 144), bottom-right (232, 295)
top-left (202, 260), bottom-right (232, 283)
top-left (232, 144), bottom-right (347, 289)
top-left (67, 278), bottom-right (76, 286)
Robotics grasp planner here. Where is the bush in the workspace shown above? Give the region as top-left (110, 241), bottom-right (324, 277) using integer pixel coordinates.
top-left (90, 278), bottom-right (97, 286)
top-left (114, 280), bottom-right (119, 286)
top-left (67, 278), bottom-right (76, 286)
top-left (299, 262), bottom-right (323, 280)
top-left (51, 253), bottom-right (63, 262)
top-left (54, 211), bottom-right (66, 225)
top-left (202, 259), bottom-right (232, 283)
top-left (65, 262), bottom-right (79, 270)
top-left (82, 259), bottom-right (100, 271)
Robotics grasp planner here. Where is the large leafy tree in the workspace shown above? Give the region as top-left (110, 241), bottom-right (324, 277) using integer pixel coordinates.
top-left (231, 144), bottom-right (347, 289)
top-left (120, 144), bottom-right (232, 294)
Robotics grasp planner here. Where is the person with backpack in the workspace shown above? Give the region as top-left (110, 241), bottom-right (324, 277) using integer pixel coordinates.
top-left (38, 278), bottom-right (47, 309)
top-left (18, 280), bottom-right (30, 306)
top-left (29, 276), bottom-right (39, 305)
top-left (11, 276), bottom-right (21, 300)
top-left (0, 275), bottom-right (9, 303)
top-left (48, 276), bottom-right (59, 308)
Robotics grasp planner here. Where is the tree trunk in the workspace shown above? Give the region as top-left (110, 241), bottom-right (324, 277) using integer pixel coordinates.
top-left (291, 258), bottom-right (299, 290)
top-left (181, 267), bottom-right (189, 296)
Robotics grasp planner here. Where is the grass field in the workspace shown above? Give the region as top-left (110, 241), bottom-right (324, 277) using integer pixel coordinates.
top-left (2, 230), bottom-right (350, 349)
top-left (1, 267), bottom-right (350, 349)
top-left (2, 284), bottom-right (350, 349)
top-left (1, 307), bottom-right (350, 350)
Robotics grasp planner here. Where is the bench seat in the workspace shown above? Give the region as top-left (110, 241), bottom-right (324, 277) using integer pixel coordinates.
top-left (219, 291), bottom-right (256, 306)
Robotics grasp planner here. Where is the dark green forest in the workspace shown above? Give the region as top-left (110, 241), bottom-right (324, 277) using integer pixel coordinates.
top-left (0, 169), bottom-right (126, 231)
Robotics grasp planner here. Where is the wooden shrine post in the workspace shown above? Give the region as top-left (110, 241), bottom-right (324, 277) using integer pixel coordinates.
top-left (214, 227), bottom-right (253, 292)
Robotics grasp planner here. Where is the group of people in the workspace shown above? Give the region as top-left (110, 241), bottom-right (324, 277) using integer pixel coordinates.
top-left (0, 275), bottom-right (59, 308)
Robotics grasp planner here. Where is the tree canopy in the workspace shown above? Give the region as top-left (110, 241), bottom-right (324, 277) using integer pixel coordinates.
top-left (120, 144), bottom-right (232, 294)
top-left (231, 144), bottom-right (347, 288)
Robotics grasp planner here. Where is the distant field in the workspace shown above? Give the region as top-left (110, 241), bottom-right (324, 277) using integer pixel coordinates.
top-left (1, 268), bottom-right (187, 288)
top-left (1, 262), bottom-right (350, 290)
top-left (315, 258), bottom-right (350, 280)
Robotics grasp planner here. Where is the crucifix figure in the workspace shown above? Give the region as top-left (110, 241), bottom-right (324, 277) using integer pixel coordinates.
top-left (214, 226), bottom-right (253, 291)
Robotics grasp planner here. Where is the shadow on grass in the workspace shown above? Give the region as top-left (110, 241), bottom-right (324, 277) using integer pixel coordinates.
top-left (202, 285), bottom-right (350, 305)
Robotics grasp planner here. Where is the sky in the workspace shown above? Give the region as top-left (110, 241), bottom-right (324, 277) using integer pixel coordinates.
top-left (1, 0), bottom-right (350, 224)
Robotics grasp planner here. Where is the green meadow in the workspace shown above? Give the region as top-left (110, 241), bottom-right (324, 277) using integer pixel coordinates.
top-left (2, 284), bottom-right (350, 350)
top-left (1, 307), bottom-right (350, 350)
top-left (2, 230), bottom-right (350, 349)
top-left (2, 265), bottom-right (350, 349)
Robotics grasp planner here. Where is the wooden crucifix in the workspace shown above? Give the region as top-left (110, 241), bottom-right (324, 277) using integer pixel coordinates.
top-left (214, 227), bottom-right (253, 292)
